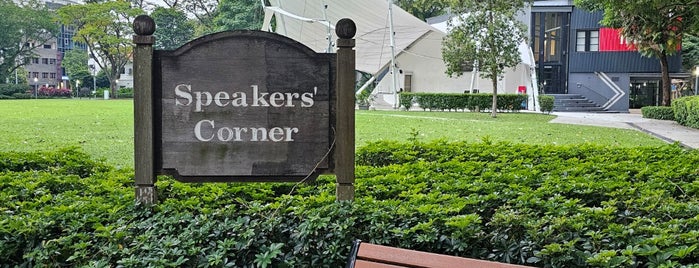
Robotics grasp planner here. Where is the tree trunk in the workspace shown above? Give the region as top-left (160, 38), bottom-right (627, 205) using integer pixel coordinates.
top-left (491, 77), bottom-right (498, 118)
top-left (659, 52), bottom-right (671, 106)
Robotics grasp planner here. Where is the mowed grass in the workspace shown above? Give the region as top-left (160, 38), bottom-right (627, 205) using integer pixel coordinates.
top-left (0, 100), bottom-right (666, 167)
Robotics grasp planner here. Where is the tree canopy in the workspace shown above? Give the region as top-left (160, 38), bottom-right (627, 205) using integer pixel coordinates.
top-left (0, 0), bottom-right (58, 84)
top-left (152, 7), bottom-right (196, 50)
top-left (394, 0), bottom-right (447, 21)
top-left (442, 0), bottom-right (528, 117)
top-left (57, 0), bottom-right (143, 97)
top-left (575, 0), bottom-right (699, 106)
top-left (213, 0), bottom-right (263, 32)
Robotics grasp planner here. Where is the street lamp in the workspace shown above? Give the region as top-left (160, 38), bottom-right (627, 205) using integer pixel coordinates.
top-left (694, 66), bottom-right (699, 96)
top-left (33, 77), bottom-right (38, 98)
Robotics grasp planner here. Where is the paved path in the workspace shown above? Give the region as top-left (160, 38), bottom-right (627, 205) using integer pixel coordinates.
top-left (549, 111), bottom-right (699, 149)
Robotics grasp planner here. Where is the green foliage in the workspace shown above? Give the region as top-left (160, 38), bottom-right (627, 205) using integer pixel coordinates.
top-left (62, 50), bottom-right (90, 80)
top-left (213, 0), bottom-right (263, 31)
top-left (152, 7), bottom-right (196, 50)
top-left (672, 96), bottom-right (699, 129)
top-left (399, 92), bottom-right (415, 110)
top-left (0, 0), bottom-right (59, 83)
top-left (394, 0), bottom-right (448, 21)
top-left (356, 89), bottom-right (374, 106)
top-left (539, 95), bottom-right (555, 114)
top-left (400, 92), bottom-right (527, 112)
top-left (682, 34), bottom-right (699, 71)
top-left (2, 143), bottom-right (699, 267)
top-left (641, 106), bottom-right (676, 121)
top-left (0, 84), bottom-right (30, 99)
top-left (442, 0), bottom-right (529, 117)
top-left (117, 87), bottom-right (134, 98)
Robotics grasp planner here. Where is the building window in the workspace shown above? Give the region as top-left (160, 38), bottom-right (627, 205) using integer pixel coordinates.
top-left (49, 59), bottom-right (56, 65)
top-left (42, 72), bottom-right (49, 78)
top-left (32, 58), bottom-right (39, 64)
top-left (43, 44), bottom-right (52, 49)
top-left (33, 72), bottom-right (39, 78)
top-left (50, 73), bottom-right (56, 79)
top-left (42, 58), bottom-right (49, 64)
top-left (576, 30), bottom-right (599, 52)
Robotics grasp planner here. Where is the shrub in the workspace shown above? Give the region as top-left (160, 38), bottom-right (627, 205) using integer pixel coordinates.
top-left (407, 93), bottom-right (527, 112)
top-left (641, 106), bottom-right (675, 120)
top-left (0, 84), bottom-right (31, 99)
top-left (539, 95), bottom-right (554, 114)
top-left (38, 86), bottom-right (71, 98)
top-left (3, 144), bottom-right (699, 267)
top-left (672, 96), bottom-right (699, 129)
top-left (118, 87), bottom-right (134, 98)
top-left (399, 92), bottom-right (415, 110)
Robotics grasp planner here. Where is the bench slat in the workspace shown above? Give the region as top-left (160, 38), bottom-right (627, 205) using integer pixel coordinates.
top-left (354, 259), bottom-right (408, 268)
top-left (355, 242), bottom-right (531, 268)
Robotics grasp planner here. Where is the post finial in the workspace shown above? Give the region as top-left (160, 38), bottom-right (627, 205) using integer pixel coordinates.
top-left (335, 18), bottom-right (356, 39)
top-left (133, 15), bottom-right (156, 36)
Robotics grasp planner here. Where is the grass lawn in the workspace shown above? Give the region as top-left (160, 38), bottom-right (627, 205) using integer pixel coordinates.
top-left (0, 99), bottom-right (666, 168)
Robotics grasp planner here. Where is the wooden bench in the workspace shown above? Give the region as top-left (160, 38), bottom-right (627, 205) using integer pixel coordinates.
top-left (346, 240), bottom-right (532, 268)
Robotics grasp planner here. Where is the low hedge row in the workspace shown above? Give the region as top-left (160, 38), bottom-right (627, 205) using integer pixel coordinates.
top-left (673, 96), bottom-right (699, 129)
top-left (641, 106), bottom-right (676, 120)
top-left (2, 143), bottom-right (699, 267)
top-left (400, 92), bottom-right (527, 112)
top-left (0, 84), bottom-right (32, 99)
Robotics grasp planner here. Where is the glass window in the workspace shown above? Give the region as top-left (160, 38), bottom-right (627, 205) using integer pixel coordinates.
top-left (43, 44), bottom-right (52, 49)
top-left (576, 30), bottom-right (599, 52)
top-left (42, 72), bottom-right (48, 78)
top-left (42, 58), bottom-right (49, 64)
top-left (50, 73), bottom-right (56, 79)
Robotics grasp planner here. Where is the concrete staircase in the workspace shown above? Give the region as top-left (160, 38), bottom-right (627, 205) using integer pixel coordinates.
top-left (550, 94), bottom-right (605, 112)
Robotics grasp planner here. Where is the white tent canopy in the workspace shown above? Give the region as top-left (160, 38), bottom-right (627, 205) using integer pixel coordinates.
top-left (262, 0), bottom-right (540, 111)
top-left (262, 0), bottom-right (438, 75)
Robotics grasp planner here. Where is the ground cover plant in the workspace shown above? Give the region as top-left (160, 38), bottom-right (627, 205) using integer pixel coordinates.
top-left (1, 142), bottom-right (698, 267)
top-left (0, 100), bottom-right (666, 168)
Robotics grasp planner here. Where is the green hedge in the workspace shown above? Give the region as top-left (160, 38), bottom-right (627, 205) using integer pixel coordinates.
top-left (0, 84), bottom-right (31, 99)
top-left (2, 144), bottom-right (699, 267)
top-left (539, 95), bottom-right (554, 114)
top-left (641, 106), bottom-right (676, 120)
top-left (399, 92), bottom-right (527, 112)
top-left (672, 96), bottom-right (699, 129)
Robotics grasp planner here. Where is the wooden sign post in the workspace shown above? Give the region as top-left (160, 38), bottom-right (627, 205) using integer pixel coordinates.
top-left (132, 16), bottom-right (356, 204)
top-left (335, 19), bottom-right (357, 201)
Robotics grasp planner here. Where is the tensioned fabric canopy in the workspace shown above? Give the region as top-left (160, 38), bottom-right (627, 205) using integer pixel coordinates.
top-left (262, 0), bottom-right (443, 75)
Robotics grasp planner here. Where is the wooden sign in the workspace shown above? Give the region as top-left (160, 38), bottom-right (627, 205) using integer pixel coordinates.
top-left (152, 31), bottom-right (336, 182)
top-left (133, 15), bottom-right (355, 203)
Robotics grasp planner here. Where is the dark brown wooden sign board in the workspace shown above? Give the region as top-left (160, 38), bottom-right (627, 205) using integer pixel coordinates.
top-left (152, 31), bottom-right (336, 183)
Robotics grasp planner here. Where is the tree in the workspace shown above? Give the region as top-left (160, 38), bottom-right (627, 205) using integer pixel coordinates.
top-left (682, 34), bottom-right (699, 72)
top-left (57, 0), bottom-right (143, 98)
top-left (442, 0), bottom-right (528, 118)
top-left (62, 49), bottom-right (89, 78)
top-left (213, 0), bottom-right (263, 31)
top-left (0, 0), bottom-right (58, 84)
top-left (394, 0), bottom-right (448, 21)
top-left (575, 0), bottom-right (699, 106)
top-left (163, 0), bottom-right (220, 35)
top-left (152, 7), bottom-right (196, 50)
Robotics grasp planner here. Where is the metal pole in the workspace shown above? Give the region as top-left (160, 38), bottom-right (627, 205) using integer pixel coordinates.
top-left (388, 0), bottom-right (398, 108)
top-left (133, 15), bottom-right (156, 205)
top-left (695, 66), bottom-right (698, 96)
top-left (335, 18), bottom-right (356, 201)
